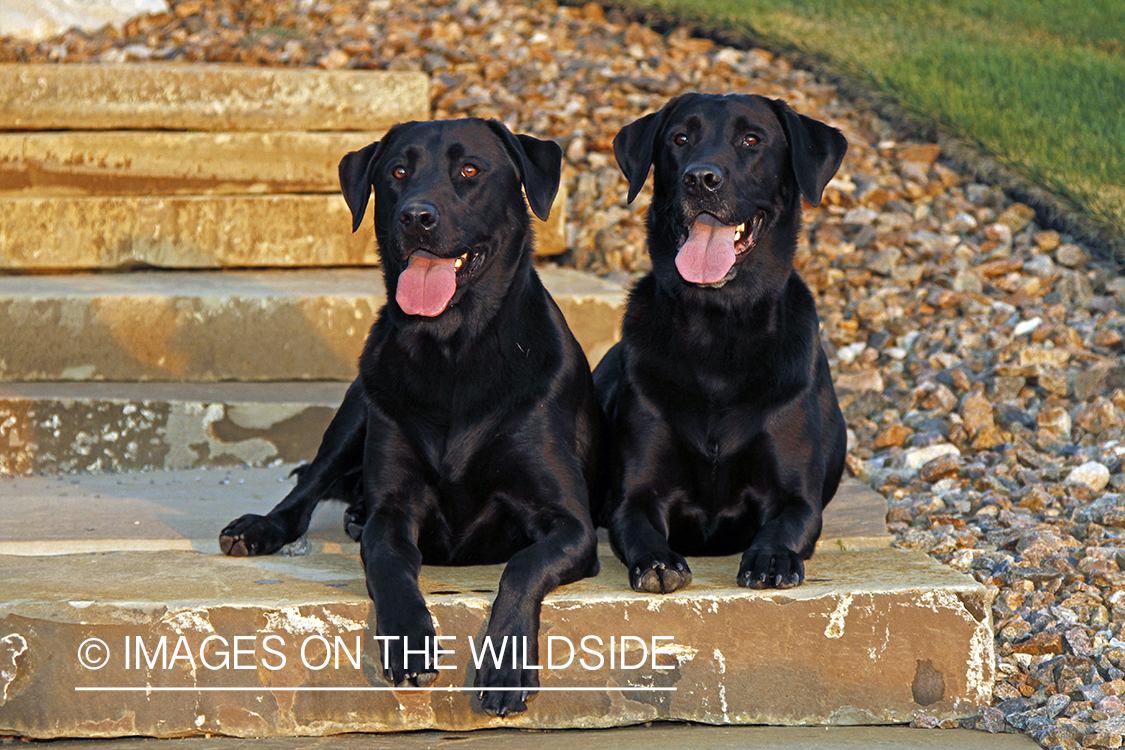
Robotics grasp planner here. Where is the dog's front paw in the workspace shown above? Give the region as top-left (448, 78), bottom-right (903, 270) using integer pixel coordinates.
top-left (474, 636), bottom-right (538, 717)
top-left (629, 551), bottom-right (692, 594)
top-left (219, 514), bottom-right (292, 556)
top-left (377, 630), bottom-right (439, 688)
top-left (738, 546), bottom-right (805, 589)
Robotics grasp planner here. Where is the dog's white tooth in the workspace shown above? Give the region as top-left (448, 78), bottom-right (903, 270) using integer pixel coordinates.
top-left (454, 258), bottom-right (463, 269)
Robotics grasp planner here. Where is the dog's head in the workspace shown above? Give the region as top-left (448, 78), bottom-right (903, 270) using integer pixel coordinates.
top-left (339, 119), bottom-right (561, 324)
top-left (615, 94), bottom-right (847, 302)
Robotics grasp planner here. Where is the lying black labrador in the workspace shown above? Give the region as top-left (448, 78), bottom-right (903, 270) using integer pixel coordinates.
top-left (219, 118), bottom-right (601, 717)
top-left (593, 93), bottom-right (848, 594)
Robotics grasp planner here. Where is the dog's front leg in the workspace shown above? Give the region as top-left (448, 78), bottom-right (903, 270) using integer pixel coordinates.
top-left (360, 503), bottom-right (440, 688)
top-left (357, 408), bottom-right (442, 688)
top-left (220, 378), bottom-right (367, 556)
top-left (610, 493), bottom-right (693, 594)
top-left (608, 403), bottom-right (693, 595)
top-left (475, 509), bottom-right (597, 717)
top-left (738, 491), bottom-right (822, 590)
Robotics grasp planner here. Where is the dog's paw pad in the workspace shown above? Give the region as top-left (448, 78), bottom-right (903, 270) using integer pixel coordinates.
top-left (630, 553), bottom-right (692, 594)
top-left (738, 547), bottom-right (804, 589)
top-left (218, 514), bottom-right (289, 557)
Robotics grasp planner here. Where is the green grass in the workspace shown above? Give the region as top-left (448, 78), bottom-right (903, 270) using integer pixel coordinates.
top-left (620, 0), bottom-right (1125, 253)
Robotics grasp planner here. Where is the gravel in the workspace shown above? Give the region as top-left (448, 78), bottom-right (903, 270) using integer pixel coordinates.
top-left (3, 1), bottom-right (1125, 747)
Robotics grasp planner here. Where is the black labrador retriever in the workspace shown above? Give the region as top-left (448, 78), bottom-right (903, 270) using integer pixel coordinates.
top-left (219, 118), bottom-right (601, 717)
top-left (593, 93), bottom-right (848, 594)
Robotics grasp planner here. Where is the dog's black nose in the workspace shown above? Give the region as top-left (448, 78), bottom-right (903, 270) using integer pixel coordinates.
top-left (682, 164), bottom-right (724, 194)
top-left (399, 202), bottom-right (439, 232)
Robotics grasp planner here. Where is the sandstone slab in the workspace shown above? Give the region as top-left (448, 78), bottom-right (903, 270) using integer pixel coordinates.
top-left (19, 725), bottom-right (1043, 750)
top-left (0, 131), bottom-right (387, 197)
top-left (0, 190), bottom-right (565, 270)
top-left (0, 382), bottom-right (348, 476)
top-left (0, 266), bottom-right (623, 382)
top-left (0, 138), bottom-right (566, 266)
top-left (0, 546), bottom-right (993, 738)
top-left (0, 0), bottom-right (168, 43)
top-left (0, 194), bottom-right (378, 270)
top-left (0, 462), bottom-right (886, 555)
top-left (0, 65), bottom-right (430, 132)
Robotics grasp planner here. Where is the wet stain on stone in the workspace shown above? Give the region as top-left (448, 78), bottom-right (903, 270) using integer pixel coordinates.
top-left (912, 658), bottom-right (945, 706)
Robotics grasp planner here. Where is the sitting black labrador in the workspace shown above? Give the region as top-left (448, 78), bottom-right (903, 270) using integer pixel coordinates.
top-left (219, 118), bottom-right (601, 717)
top-left (593, 93), bottom-right (848, 594)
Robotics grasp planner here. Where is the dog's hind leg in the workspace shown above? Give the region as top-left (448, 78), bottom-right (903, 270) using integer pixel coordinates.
top-left (219, 378), bottom-right (368, 556)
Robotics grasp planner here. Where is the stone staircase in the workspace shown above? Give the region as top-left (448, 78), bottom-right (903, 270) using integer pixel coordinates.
top-left (0, 63), bottom-right (999, 743)
top-left (0, 63), bottom-right (604, 475)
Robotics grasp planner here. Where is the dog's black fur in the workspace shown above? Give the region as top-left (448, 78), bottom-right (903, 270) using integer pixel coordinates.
top-left (593, 94), bottom-right (848, 594)
top-left (219, 119), bottom-right (601, 717)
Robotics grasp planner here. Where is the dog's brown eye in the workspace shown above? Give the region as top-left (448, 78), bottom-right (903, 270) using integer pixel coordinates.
top-left (461, 164), bottom-right (479, 178)
top-left (392, 166), bottom-right (407, 179)
top-left (673, 133), bottom-right (689, 146)
top-left (743, 134), bottom-right (760, 147)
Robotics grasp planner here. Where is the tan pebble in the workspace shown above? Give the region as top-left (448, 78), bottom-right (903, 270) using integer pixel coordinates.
top-left (317, 49), bottom-right (350, 70)
top-left (1035, 230), bottom-right (1061, 252)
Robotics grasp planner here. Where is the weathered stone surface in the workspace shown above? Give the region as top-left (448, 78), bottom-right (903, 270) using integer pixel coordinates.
top-left (0, 131), bottom-right (387, 197)
top-left (0, 0), bottom-right (168, 43)
top-left (0, 382), bottom-right (348, 476)
top-left (0, 266), bottom-right (623, 382)
top-left (0, 65), bottom-right (430, 132)
top-left (14, 722), bottom-right (1044, 750)
top-left (0, 547), bottom-right (993, 738)
top-left (0, 463), bottom-right (885, 556)
top-left (0, 194), bottom-right (378, 270)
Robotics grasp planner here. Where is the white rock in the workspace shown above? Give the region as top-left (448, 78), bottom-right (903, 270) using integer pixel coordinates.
top-left (1066, 461), bottom-right (1111, 491)
top-left (0, 0), bottom-right (169, 42)
top-left (842, 207), bottom-right (878, 226)
top-left (902, 444), bottom-right (962, 472)
top-left (1013, 317), bottom-right (1042, 337)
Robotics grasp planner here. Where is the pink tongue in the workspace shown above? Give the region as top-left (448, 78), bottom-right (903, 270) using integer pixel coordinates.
top-left (675, 213), bottom-right (738, 284)
top-left (395, 251), bottom-right (459, 317)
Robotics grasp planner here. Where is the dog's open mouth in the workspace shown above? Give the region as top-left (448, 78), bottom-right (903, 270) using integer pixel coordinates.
top-left (675, 211), bottom-right (764, 287)
top-left (396, 247), bottom-right (485, 317)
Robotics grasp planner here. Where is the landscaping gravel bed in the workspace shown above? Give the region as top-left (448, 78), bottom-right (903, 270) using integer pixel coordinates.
top-left (4, 1), bottom-right (1125, 747)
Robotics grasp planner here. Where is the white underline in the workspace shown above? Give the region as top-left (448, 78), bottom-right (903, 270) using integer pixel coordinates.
top-left (74, 686), bottom-right (676, 692)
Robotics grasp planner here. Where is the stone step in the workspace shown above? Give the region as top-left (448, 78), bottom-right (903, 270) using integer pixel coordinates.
top-left (0, 65), bottom-right (567, 268)
top-left (0, 194), bottom-right (376, 270)
top-left (0, 549), bottom-right (990, 736)
top-left (0, 64), bottom-right (430, 132)
top-left (0, 465), bottom-right (891, 555)
top-left (0, 465), bottom-right (990, 739)
top-left (0, 265), bottom-right (623, 382)
top-left (0, 382), bottom-right (348, 475)
top-left (0, 189), bottom-right (566, 270)
top-left (0, 131), bottom-right (387, 197)
top-left (4, 726), bottom-right (1041, 749)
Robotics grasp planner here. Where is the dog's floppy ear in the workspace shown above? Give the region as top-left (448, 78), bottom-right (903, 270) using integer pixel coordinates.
top-left (769, 99), bottom-right (848, 207)
top-left (338, 140), bottom-right (383, 232)
top-left (613, 107), bottom-right (667, 204)
top-left (485, 121), bottom-right (562, 222)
